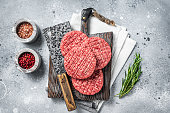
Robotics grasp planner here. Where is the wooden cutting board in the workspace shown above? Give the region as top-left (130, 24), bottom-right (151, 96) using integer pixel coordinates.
top-left (47, 31), bottom-right (113, 100)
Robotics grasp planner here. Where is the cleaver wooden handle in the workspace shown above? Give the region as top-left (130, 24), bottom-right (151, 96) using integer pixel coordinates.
top-left (57, 73), bottom-right (76, 111)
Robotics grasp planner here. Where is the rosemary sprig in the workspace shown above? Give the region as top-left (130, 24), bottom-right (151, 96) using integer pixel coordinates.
top-left (116, 53), bottom-right (142, 98)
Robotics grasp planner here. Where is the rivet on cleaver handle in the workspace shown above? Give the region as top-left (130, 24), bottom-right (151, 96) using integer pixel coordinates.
top-left (57, 73), bottom-right (76, 111)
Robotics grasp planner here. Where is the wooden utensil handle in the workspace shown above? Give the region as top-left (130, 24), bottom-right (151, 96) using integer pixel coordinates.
top-left (57, 73), bottom-right (76, 111)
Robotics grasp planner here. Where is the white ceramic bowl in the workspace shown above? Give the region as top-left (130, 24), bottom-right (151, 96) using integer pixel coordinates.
top-left (15, 48), bottom-right (41, 73)
top-left (12, 18), bottom-right (39, 43)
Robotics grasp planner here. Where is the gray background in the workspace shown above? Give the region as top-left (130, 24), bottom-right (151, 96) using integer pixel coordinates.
top-left (0, 0), bottom-right (170, 113)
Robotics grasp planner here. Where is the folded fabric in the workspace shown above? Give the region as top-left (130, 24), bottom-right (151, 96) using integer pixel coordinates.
top-left (70, 13), bottom-right (136, 112)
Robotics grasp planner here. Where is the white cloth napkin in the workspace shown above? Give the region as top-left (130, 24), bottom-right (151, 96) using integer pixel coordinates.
top-left (70, 13), bottom-right (136, 112)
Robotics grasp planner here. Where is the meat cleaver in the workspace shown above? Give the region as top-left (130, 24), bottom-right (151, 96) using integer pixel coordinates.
top-left (42, 22), bottom-right (76, 111)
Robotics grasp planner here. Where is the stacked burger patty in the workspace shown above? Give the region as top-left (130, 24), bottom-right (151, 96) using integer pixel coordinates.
top-left (60, 31), bottom-right (111, 95)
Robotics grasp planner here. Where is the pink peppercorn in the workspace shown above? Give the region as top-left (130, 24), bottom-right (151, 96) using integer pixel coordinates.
top-left (18, 52), bottom-right (35, 69)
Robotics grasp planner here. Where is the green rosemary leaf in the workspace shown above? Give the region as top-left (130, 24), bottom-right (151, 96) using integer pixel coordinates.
top-left (122, 78), bottom-right (125, 86)
top-left (116, 53), bottom-right (142, 98)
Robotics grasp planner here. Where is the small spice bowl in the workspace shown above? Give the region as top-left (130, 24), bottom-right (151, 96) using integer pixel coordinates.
top-left (15, 48), bottom-right (41, 73)
top-left (12, 18), bottom-right (39, 43)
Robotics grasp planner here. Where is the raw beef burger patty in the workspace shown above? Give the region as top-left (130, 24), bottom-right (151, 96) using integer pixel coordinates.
top-left (64, 46), bottom-right (96, 79)
top-left (82, 37), bottom-right (111, 70)
top-left (60, 31), bottom-right (88, 56)
top-left (72, 70), bottom-right (103, 95)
